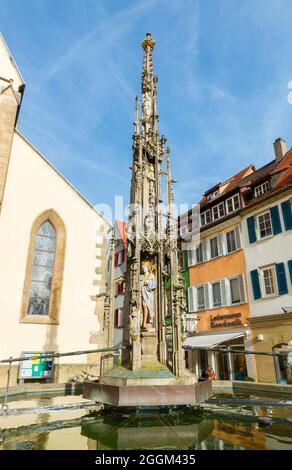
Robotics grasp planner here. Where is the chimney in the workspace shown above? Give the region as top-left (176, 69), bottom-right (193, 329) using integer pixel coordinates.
top-left (273, 138), bottom-right (286, 161)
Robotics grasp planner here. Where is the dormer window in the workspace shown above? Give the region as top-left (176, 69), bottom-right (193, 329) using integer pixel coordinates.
top-left (255, 181), bottom-right (270, 197)
top-left (207, 190), bottom-right (219, 201)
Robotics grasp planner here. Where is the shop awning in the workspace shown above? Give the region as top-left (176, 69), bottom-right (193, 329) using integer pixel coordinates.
top-left (183, 331), bottom-right (244, 349)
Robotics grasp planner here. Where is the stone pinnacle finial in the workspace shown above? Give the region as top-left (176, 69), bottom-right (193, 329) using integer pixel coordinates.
top-left (141, 32), bottom-right (156, 50)
top-left (134, 95), bottom-right (140, 134)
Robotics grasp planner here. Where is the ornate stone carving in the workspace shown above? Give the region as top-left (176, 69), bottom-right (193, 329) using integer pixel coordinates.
top-left (141, 32), bottom-right (156, 50)
top-left (121, 33), bottom-right (187, 378)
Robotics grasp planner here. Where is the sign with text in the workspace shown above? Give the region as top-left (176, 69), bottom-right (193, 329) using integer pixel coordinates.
top-left (18, 351), bottom-right (54, 381)
top-left (210, 312), bottom-right (243, 329)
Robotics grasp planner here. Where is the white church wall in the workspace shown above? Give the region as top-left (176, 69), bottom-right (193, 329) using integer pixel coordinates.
top-left (0, 131), bottom-right (109, 373)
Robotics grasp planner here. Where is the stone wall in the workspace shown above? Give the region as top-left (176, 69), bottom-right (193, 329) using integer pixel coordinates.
top-left (0, 82), bottom-right (19, 212)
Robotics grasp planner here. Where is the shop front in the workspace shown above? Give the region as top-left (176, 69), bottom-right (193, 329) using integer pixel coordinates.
top-left (184, 329), bottom-right (254, 381)
top-left (249, 313), bottom-right (292, 384)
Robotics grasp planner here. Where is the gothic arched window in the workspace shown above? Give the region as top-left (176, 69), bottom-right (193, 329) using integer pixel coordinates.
top-left (21, 210), bottom-right (66, 325)
top-left (28, 221), bottom-right (56, 315)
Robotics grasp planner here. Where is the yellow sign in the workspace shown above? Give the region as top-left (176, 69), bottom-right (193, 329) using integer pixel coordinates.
top-left (32, 353), bottom-right (40, 365)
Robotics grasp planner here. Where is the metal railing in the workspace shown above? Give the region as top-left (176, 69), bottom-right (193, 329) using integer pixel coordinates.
top-left (0, 345), bottom-right (124, 416)
top-left (183, 346), bottom-right (292, 357)
top-left (1, 343), bottom-right (291, 416)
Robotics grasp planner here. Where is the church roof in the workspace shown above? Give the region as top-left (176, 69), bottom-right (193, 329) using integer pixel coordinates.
top-left (0, 33), bottom-right (25, 91)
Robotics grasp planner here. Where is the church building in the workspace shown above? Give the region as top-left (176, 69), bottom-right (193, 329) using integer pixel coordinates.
top-left (0, 34), bottom-right (110, 386)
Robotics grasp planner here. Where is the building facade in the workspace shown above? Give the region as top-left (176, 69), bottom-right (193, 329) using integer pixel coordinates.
top-left (180, 166), bottom-right (256, 380)
top-left (241, 139), bottom-right (292, 384)
top-left (106, 220), bottom-right (127, 348)
top-left (0, 35), bottom-right (110, 386)
top-left (181, 138), bottom-right (292, 384)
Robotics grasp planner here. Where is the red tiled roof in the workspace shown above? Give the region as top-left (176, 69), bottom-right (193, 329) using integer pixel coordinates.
top-left (178, 164), bottom-right (255, 222)
top-left (178, 145), bottom-right (292, 223)
top-left (238, 148), bottom-right (292, 190)
top-left (273, 147), bottom-right (292, 187)
top-left (199, 164), bottom-right (255, 208)
top-left (243, 179), bottom-right (292, 209)
top-left (238, 160), bottom-right (277, 188)
top-left (116, 220), bottom-right (127, 247)
top-left (239, 147), bottom-right (292, 208)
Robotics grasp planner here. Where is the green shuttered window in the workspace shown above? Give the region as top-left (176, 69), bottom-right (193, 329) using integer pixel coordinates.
top-left (281, 200), bottom-right (292, 230)
top-left (270, 205), bottom-right (282, 235)
top-left (288, 260), bottom-right (292, 284)
top-left (250, 269), bottom-right (261, 299)
top-left (247, 216), bottom-right (257, 244)
top-left (275, 262), bottom-right (288, 295)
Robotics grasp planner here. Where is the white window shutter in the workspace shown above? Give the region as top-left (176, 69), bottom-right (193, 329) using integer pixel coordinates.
top-left (193, 246), bottom-right (199, 265)
top-left (226, 278), bottom-right (232, 306)
top-left (220, 279), bottom-right (227, 306)
top-left (202, 240), bottom-right (208, 261)
top-left (187, 250), bottom-right (191, 267)
top-left (208, 283), bottom-right (213, 308)
top-left (187, 250), bottom-right (196, 267)
top-left (223, 231), bottom-right (228, 255)
top-left (193, 287), bottom-right (198, 312)
top-left (188, 287), bottom-right (197, 312)
top-left (238, 274), bottom-right (246, 303)
top-left (203, 284), bottom-right (209, 309)
top-left (186, 250), bottom-right (190, 267)
top-left (218, 233), bottom-right (225, 256)
top-left (235, 225), bottom-right (241, 250)
top-left (187, 287), bottom-right (193, 312)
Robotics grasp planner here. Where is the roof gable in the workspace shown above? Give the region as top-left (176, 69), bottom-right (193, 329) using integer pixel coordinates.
top-left (0, 34), bottom-right (25, 91)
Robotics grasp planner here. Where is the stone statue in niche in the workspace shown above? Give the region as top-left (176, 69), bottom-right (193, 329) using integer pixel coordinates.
top-left (148, 163), bottom-right (155, 204)
top-left (129, 306), bottom-right (140, 341)
top-left (142, 92), bottom-right (152, 118)
top-left (140, 260), bottom-right (157, 330)
top-left (145, 163), bottom-right (155, 234)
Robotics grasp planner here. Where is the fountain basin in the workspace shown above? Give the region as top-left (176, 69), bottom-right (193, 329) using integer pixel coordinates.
top-left (83, 380), bottom-right (211, 408)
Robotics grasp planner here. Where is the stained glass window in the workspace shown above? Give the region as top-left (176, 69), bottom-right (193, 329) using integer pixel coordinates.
top-left (27, 221), bottom-right (56, 315)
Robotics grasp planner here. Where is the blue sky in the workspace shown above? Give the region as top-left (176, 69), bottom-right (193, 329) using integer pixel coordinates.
top-left (1, 0), bottom-right (292, 213)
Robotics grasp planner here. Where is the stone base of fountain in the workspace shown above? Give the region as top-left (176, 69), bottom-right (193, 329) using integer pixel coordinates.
top-left (83, 364), bottom-right (211, 408)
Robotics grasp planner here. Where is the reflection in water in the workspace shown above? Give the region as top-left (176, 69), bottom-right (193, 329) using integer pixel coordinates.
top-left (2, 397), bottom-right (51, 450)
top-left (82, 409), bottom-right (213, 450)
top-left (1, 406), bottom-right (292, 450)
top-left (80, 409), bottom-right (271, 450)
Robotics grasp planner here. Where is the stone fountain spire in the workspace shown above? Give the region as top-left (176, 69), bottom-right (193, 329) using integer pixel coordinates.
top-left (122, 33), bottom-right (188, 377)
top-left (140, 32), bottom-right (158, 140)
top-left (83, 34), bottom-right (205, 408)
